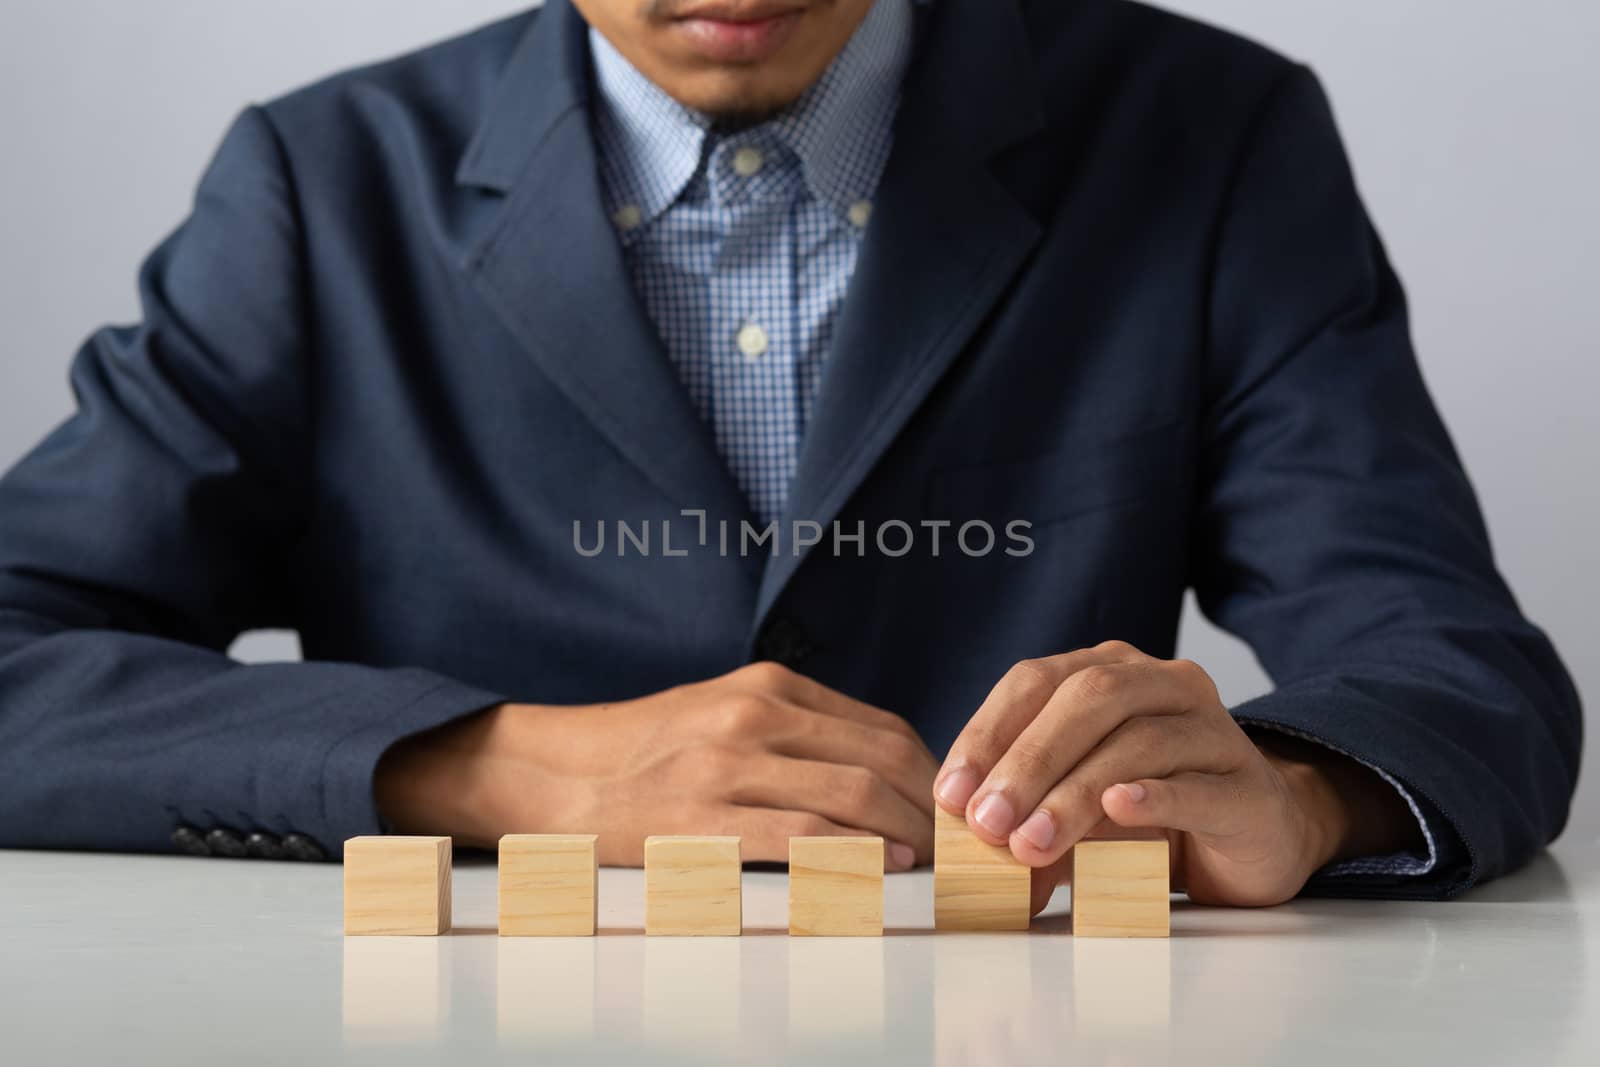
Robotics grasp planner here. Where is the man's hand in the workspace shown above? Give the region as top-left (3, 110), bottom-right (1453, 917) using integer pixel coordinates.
top-left (931, 641), bottom-right (1422, 910)
top-left (376, 662), bottom-right (938, 870)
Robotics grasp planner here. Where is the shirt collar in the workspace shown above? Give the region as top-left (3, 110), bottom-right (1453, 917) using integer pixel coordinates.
top-left (590, 0), bottom-right (918, 230)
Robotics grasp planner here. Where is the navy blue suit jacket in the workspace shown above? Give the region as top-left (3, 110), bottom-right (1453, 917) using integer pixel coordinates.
top-left (0, 0), bottom-right (1580, 894)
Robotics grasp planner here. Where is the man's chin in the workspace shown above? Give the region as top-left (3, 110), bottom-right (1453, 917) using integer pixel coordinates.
top-left (704, 103), bottom-right (791, 131)
top-left (666, 70), bottom-right (808, 125)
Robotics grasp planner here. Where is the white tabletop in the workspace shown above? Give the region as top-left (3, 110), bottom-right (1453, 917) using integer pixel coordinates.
top-left (3, 838), bottom-right (1598, 1066)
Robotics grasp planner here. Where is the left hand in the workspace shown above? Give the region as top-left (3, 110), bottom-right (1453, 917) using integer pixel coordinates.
top-left (932, 641), bottom-right (1414, 910)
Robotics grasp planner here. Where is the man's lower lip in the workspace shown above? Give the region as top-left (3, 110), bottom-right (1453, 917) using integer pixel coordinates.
top-left (672, 12), bottom-right (803, 63)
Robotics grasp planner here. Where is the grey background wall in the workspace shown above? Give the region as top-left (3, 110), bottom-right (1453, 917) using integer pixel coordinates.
top-left (1, 2), bottom-right (1594, 833)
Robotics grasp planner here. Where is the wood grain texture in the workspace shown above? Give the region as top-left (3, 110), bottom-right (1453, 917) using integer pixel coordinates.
top-left (645, 836), bottom-right (742, 936)
top-left (788, 837), bottom-right (884, 937)
top-left (933, 808), bottom-right (1030, 931)
top-left (498, 834), bottom-right (598, 937)
top-left (1071, 839), bottom-right (1171, 938)
top-left (343, 836), bottom-right (451, 936)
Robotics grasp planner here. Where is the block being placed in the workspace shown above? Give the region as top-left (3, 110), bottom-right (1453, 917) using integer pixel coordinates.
top-left (498, 834), bottom-right (598, 936)
top-left (1071, 836), bottom-right (1171, 938)
top-left (645, 836), bottom-right (742, 936)
top-left (933, 807), bottom-right (1030, 931)
top-left (343, 836), bottom-right (451, 936)
top-left (788, 836), bottom-right (884, 936)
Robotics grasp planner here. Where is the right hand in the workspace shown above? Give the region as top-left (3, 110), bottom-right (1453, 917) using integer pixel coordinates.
top-left (374, 662), bottom-right (939, 870)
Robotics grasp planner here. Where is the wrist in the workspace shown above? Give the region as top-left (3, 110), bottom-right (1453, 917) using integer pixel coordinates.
top-left (374, 703), bottom-right (507, 847)
top-left (1253, 730), bottom-right (1421, 872)
top-left (1262, 742), bottom-right (1348, 874)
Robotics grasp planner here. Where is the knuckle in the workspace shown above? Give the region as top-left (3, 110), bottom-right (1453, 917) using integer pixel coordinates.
top-left (883, 711), bottom-right (923, 744)
top-left (1072, 664), bottom-right (1127, 701)
top-left (1168, 657), bottom-right (1215, 693)
top-left (718, 693), bottom-right (775, 735)
top-left (1006, 658), bottom-right (1060, 697)
top-left (839, 767), bottom-right (883, 811)
top-left (1003, 741), bottom-right (1057, 784)
top-left (736, 659), bottom-right (793, 690)
top-left (957, 724), bottom-right (1007, 767)
top-left (880, 732), bottom-right (923, 773)
top-left (1094, 639), bottom-right (1140, 659)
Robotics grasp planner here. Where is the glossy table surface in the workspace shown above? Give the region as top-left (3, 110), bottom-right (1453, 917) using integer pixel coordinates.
top-left (3, 837), bottom-right (1599, 1066)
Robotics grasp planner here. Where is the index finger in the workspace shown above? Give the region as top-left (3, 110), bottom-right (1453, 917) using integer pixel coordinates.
top-left (934, 641), bottom-right (1151, 815)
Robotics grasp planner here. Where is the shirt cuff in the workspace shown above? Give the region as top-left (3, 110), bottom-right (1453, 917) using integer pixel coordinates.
top-left (1242, 719), bottom-right (1438, 878)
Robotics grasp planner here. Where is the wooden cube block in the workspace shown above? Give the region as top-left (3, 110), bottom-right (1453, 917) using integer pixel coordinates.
top-left (788, 836), bottom-right (884, 936)
top-left (645, 836), bottom-right (741, 936)
top-left (498, 834), bottom-right (598, 936)
top-left (1071, 837), bottom-right (1171, 938)
top-left (343, 836), bottom-right (451, 936)
top-left (933, 807), bottom-right (1030, 931)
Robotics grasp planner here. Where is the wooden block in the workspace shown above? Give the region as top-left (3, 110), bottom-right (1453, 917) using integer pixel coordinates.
top-left (645, 836), bottom-right (742, 936)
top-left (933, 807), bottom-right (1029, 931)
top-left (343, 836), bottom-right (451, 936)
top-left (1071, 838), bottom-right (1170, 938)
top-left (498, 834), bottom-right (598, 936)
top-left (788, 836), bottom-right (884, 936)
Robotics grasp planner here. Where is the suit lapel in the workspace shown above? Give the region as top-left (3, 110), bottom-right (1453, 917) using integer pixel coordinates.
top-left (755, 0), bottom-right (1049, 623)
top-left (457, 0), bottom-right (755, 534)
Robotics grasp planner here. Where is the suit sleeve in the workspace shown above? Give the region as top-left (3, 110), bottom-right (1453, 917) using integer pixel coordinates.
top-left (1192, 67), bottom-right (1582, 898)
top-left (0, 108), bottom-right (505, 857)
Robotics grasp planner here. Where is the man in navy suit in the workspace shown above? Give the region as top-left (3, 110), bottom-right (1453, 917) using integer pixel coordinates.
top-left (0, 0), bottom-right (1581, 907)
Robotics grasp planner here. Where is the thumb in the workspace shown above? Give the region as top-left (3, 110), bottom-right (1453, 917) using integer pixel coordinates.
top-left (1030, 852), bottom-right (1073, 916)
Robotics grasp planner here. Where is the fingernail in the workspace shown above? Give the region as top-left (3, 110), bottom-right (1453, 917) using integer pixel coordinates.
top-left (1016, 809), bottom-right (1056, 850)
top-left (936, 765), bottom-right (979, 809)
top-left (887, 841), bottom-right (916, 870)
top-left (1118, 782), bottom-right (1148, 804)
top-left (973, 793), bottom-right (1016, 837)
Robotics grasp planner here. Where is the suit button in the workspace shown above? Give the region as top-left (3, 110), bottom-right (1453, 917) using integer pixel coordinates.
top-left (205, 828), bottom-right (248, 858)
top-left (755, 617), bottom-right (813, 668)
top-left (170, 826), bottom-right (211, 857)
top-left (280, 833), bottom-right (327, 862)
top-left (245, 831), bottom-right (285, 860)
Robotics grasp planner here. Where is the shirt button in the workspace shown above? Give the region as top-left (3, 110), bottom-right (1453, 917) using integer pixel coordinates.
top-left (732, 146), bottom-right (765, 177)
top-left (737, 323), bottom-right (770, 360)
top-left (848, 200), bottom-right (873, 228)
top-left (612, 203), bottom-right (643, 232)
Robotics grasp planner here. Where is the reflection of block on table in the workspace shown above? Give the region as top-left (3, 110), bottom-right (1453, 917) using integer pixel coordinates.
top-left (934, 934), bottom-right (1036, 1066)
top-left (933, 808), bottom-right (1030, 931)
top-left (497, 937), bottom-right (597, 1043)
top-left (788, 937), bottom-right (885, 1038)
top-left (645, 836), bottom-right (742, 936)
top-left (788, 836), bottom-right (883, 936)
top-left (1072, 938), bottom-right (1172, 1035)
top-left (644, 938), bottom-right (742, 1047)
top-left (1071, 838), bottom-right (1170, 938)
top-left (342, 937), bottom-right (446, 1042)
top-left (498, 834), bottom-right (598, 936)
top-left (343, 836), bottom-right (451, 936)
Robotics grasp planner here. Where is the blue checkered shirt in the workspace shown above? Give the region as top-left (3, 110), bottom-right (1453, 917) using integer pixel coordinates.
top-left (589, 0), bottom-right (913, 526)
top-left (585, 0), bottom-right (1437, 882)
